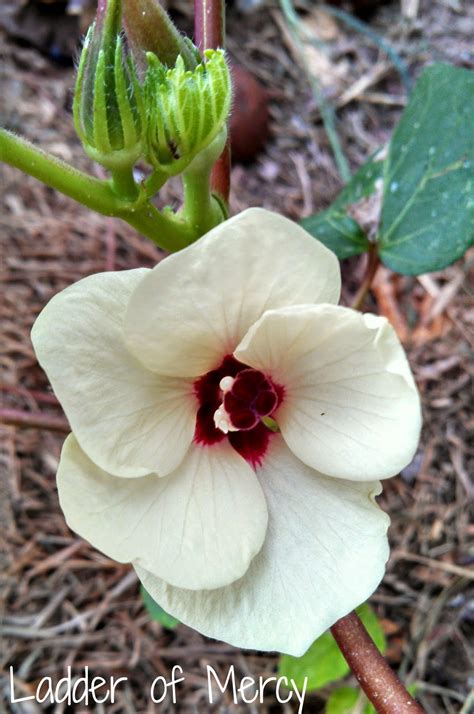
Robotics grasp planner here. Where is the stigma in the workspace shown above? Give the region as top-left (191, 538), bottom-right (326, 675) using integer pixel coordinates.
top-left (213, 368), bottom-right (279, 434)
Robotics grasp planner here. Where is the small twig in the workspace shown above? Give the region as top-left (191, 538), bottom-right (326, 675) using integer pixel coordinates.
top-left (415, 683), bottom-right (465, 705)
top-left (351, 243), bottom-right (380, 310)
top-left (0, 407), bottom-right (69, 433)
top-left (0, 383), bottom-right (59, 405)
top-left (331, 611), bottom-right (425, 713)
top-left (394, 552), bottom-right (474, 580)
top-left (279, 0), bottom-right (351, 184)
top-left (320, 4), bottom-right (412, 94)
top-left (194, 0), bottom-right (230, 207)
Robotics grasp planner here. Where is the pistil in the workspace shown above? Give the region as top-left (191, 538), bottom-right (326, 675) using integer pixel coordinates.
top-left (193, 355), bottom-right (283, 466)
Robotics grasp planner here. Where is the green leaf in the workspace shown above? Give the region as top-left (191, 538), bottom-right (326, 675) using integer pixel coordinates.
top-left (300, 211), bottom-right (370, 260)
top-left (278, 603), bottom-right (386, 693)
top-left (333, 154), bottom-right (384, 209)
top-left (357, 602), bottom-right (386, 654)
top-left (140, 586), bottom-right (180, 629)
top-left (326, 687), bottom-right (375, 714)
top-left (379, 63), bottom-right (474, 274)
top-left (326, 684), bottom-right (418, 714)
top-left (301, 154), bottom-right (383, 259)
top-left (279, 630), bottom-right (349, 692)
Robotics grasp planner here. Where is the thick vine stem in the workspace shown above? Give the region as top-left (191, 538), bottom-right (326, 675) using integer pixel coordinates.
top-left (194, 0), bottom-right (230, 207)
top-left (331, 612), bottom-right (425, 713)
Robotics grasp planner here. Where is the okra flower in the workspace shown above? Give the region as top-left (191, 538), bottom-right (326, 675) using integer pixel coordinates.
top-left (31, 209), bottom-right (421, 655)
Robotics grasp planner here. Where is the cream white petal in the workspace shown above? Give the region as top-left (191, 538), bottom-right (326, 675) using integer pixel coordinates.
top-left (235, 304), bottom-right (421, 481)
top-left (124, 208), bottom-right (341, 378)
top-left (58, 435), bottom-right (268, 590)
top-left (135, 436), bottom-right (389, 656)
top-left (31, 270), bottom-right (196, 478)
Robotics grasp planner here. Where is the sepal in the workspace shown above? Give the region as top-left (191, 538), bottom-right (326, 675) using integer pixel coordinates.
top-left (73, 0), bottom-right (146, 171)
top-left (145, 49), bottom-right (231, 176)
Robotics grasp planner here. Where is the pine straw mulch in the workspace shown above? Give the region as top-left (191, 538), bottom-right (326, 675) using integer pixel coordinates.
top-left (1, 0), bottom-right (473, 711)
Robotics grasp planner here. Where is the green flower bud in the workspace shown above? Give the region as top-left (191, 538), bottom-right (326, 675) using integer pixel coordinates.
top-left (145, 49), bottom-right (231, 176)
top-left (73, 0), bottom-right (146, 171)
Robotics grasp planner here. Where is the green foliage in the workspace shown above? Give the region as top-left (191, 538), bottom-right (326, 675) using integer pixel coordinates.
top-left (326, 687), bottom-right (374, 714)
top-left (356, 602), bottom-right (386, 653)
top-left (141, 586), bottom-right (180, 629)
top-left (300, 212), bottom-right (369, 260)
top-left (278, 604), bottom-right (386, 693)
top-left (332, 154), bottom-right (384, 209)
top-left (379, 63), bottom-right (474, 274)
top-left (326, 684), bottom-right (418, 713)
top-left (279, 630), bottom-right (348, 692)
top-left (303, 63), bottom-right (474, 275)
top-left (301, 155), bottom-right (383, 259)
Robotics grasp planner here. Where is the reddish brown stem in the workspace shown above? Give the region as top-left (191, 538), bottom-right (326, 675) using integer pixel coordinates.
top-left (351, 243), bottom-right (380, 311)
top-left (0, 407), bottom-right (69, 433)
top-left (194, 0), bottom-right (230, 206)
top-left (331, 612), bottom-right (425, 714)
top-left (194, 0), bottom-right (224, 52)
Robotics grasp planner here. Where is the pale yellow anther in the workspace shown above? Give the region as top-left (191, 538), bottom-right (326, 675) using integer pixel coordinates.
top-left (213, 404), bottom-right (239, 434)
top-left (219, 376), bottom-right (235, 393)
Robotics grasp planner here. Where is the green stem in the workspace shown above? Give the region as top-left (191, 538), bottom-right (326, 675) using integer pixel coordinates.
top-left (111, 166), bottom-right (139, 200)
top-left (182, 163), bottom-right (223, 235)
top-left (0, 127), bottom-right (192, 252)
top-left (145, 169), bottom-right (168, 198)
top-left (122, 202), bottom-right (194, 251)
top-left (1, 128), bottom-right (121, 215)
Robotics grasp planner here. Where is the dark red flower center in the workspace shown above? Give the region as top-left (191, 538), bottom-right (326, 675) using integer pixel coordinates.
top-left (193, 355), bottom-right (284, 467)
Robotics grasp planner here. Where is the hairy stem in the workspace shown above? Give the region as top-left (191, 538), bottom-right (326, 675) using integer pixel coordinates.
top-left (194, 0), bottom-right (230, 207)
top-left (182, 165), bottom-right (223, 235)
top-left (331, 612), bottom-right (425, 713)
top-left (1, 128), bottom-right (121, 215)
top-left (111, 166), bottom-right (139, 200)
top-left (0, 128), bottom-right (193, 252)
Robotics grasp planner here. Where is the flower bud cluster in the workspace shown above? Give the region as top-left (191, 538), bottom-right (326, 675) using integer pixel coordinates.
top-left (73, 0), bottom-right (231, 178)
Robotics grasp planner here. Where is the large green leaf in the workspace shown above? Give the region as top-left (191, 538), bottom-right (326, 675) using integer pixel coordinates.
top-left (278, 604), bottom-right (386, 693)
top-left (141, 586), bottom-right (180, 629)
top-left (379, 63), bottom-right (474, 274)
top-left (301, 155), bottom-right (383, 259)
top-left (326, 687), bottom-right (374, 714)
